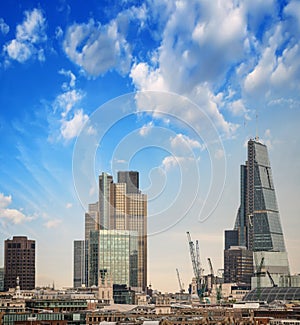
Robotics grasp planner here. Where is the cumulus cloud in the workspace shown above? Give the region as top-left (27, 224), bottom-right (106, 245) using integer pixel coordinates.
top-left (44, 219), bottom-right (62, 229)
top-left (227, 99), bottom-right (250, 119)
top-left (3, 8), bottom-right (47, 63)
top-left (130, 0), bottom-right (247, 136)
top-left (170, 133), bottom-right (204, 155)
top-left (63, 18), bottom-right (132, 77)
top-left (60, 109), bottom-right (89, 140)
top-left (0, 193), bottom-right (33, 224)
top-left (161, 155), bottom-right (194, 172)
top-left (53, 89), bottom-right (83, 118)
top-left (129, 0), bottom-right (300, 137)
top-left (0, 18), bottom-right (10, 35)
top-left (242, 6), bottom-right (300, 109)
top-left (139, 121), bottom-right (154, 136)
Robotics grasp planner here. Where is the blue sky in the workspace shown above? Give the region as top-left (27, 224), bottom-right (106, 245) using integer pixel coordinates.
top-left (0, 0), bottom-right (300, 291)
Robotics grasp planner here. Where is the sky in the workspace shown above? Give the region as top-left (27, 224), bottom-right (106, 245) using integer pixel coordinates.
top-left (0, 0), bottom-right (300, 292)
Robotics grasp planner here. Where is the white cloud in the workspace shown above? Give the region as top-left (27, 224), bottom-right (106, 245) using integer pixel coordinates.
top-left (16, 8), bottom-right (47, 43)
top-left (130, 0), bottom-right (246, 136)
top-left (86, 125), bottom-right (97, 135)
top-left (44, 219), bottom-right (62, 229)
top-left (242, 7), bottom-right (300, 109)
top-left (214, 149), bottom-right (224, 160)
top-left (5, 39), bottom-right (32, 62)
top-left (170, 133), bottom-right (204, 155)
top-left (0, 18), bottom-right (9, 35)
top-left (59, 69), bottom-right (76, 90)
top-left (60, 109), bottom-right (89, 140)
top-left (53, 89), bottom-right (83, 118)
top-left (139, 121), bottom-right (154, 136)
top-left (66, 203), bottom-right (72, 209)
top-left (0, 193), bottom-right (12, 208)
top-left (55, 26), bottom-right (63, 39)
top-left (4, 8), bottom-right (47, 63)
top-left (63, 18), bottom-right (132, 77)
top-left (227, 99), bottom-right (249, 118)
top-left (284, 0), bottom-right (300, 34)
top-left (161, 155), bottom-right (194, 172)
top-left (0, 193), bottom-right (33, 224)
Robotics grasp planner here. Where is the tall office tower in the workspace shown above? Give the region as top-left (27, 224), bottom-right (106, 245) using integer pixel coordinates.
top-left (99, 172), bottom-right (114, 229)
top-left (4, 236), bottom-right (35, 290)
top-left (224, 139), bottom-right (290, 286)
top-left (224, 246), bottom-right (254, 284)
top-left (87, 171), bottom-right (147, 291)
top-left (73, 240), bottom-right (85, 288)
top-left (126, 193), bottom-right (147, 291)
top-left (85, 202), bottom-right (99, 287)
top-left (117, 171), bottom-right (147, 291)
top-left (118, 171), bottom-right (139, 194)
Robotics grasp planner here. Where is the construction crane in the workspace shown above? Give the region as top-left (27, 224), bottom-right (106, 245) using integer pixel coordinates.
top-left (176, 268), bottom-right (185, 293)
top-left (207, 258), bottom-right (215, 293)
top-left (186, 231), bottom-right (204, 301)
top-left (266, 270), bottom-right (278, 287)
top-left (255, 256), bottom-right (265, 301)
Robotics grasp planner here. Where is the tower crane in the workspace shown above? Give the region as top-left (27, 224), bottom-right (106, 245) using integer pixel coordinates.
top-left (176, 268), bottom-right (185, 293)
top-left (186, 231), bottom-right (205, 300)
top-left (207, 257), bottom-right (215, 293)
top-left (207, 258), bottom-right (214, 277)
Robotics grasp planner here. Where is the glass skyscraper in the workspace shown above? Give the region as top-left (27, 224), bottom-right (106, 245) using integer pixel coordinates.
top-left (84, 171), bottom-right (147, 292)
top-left (234, 139), bottom-right (287, 253)
top-left (98, 230), bottom-right (138, 287)
top-left (224, 139), bottom-right (290, 285)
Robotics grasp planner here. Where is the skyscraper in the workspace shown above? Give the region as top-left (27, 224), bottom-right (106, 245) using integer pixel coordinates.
top-left (84, 202), bottom-right (99, 286)
top-left (118, 171), bottom-right (139, 194)
top-left (4, 236), bottom-right (35, 291)
top-left (85, 171), bottom-right (147, 292)
top-left (224, 139), bottom-right (289, 286)
top-left (73, 240), bottom-right (85, 288)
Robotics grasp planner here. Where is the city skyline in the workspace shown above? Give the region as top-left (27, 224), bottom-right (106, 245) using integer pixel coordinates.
top-left (0, 0), bottom-right (300, 292)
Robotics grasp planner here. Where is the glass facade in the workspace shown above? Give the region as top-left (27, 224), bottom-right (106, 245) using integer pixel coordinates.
top-left (225, 139), bottom-right (290, 283)
top-left (86, 171), bottom-right (147, 291)
top-left (232, 140), bottom-right (287, 253)
top-left (73, 240), bottom-right (85, 288)
top-left (98, 230), bottom-right (138, 287)
top-left (249, 141), bottom-right (286, 252)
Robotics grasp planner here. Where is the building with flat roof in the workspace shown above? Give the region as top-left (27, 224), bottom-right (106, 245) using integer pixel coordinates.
top-left (73, 240), bottom-right (86, 288)
top-left (4, 236), bottom-right (35, 291)
top-left (85, 171), bottom-right (147, 292)
top-left (224, 246), bottom-right (253, 285)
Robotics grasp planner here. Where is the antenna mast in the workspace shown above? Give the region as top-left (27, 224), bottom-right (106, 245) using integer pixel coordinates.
top-left (255, 107), bottom-right (259, 141)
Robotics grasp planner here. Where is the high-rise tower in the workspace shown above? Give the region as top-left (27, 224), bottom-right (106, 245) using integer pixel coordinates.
top-left (73, 240), bottom-right (85, 288)
top-left (85, 171), bottom-right (147, 292)
top-left (224, 139), bottom-right (289, 286)
top-left (4, 236), bottom-right (35, 290)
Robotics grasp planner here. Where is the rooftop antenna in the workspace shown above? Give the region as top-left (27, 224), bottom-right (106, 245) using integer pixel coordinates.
top-left (255, 107), bottom-right (259, 142)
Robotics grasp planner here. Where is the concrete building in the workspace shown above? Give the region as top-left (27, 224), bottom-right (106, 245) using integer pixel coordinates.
top-left (224, 246), bottom-right (253, 285)
top-left (4, 236), bottom-right (35, 291)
